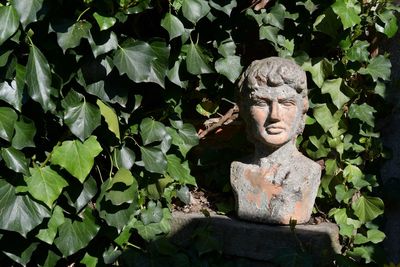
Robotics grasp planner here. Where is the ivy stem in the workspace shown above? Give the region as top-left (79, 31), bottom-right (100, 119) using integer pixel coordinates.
top-left (40, 142), bottom-right (61, 168)
top-left (77, 7), bottom-right (91, 22)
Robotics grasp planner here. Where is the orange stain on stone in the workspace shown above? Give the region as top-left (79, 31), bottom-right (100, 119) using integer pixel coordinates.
top-left (244, 165), bottom-right (283, 208)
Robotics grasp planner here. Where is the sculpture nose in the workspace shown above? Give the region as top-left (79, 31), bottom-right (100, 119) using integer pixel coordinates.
top-left (269, 101), bottom-right (281, 122)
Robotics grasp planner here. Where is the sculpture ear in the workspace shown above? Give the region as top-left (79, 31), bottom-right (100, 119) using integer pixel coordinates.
top-left (302, 98), bottom-right (309, 113)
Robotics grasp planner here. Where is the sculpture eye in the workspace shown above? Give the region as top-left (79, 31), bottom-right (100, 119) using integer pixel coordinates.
top-left (280, 100), bottom-right (295, 107)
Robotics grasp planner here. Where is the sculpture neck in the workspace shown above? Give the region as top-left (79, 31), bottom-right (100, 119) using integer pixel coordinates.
top-left (253, 140), bottom-right (297, 167)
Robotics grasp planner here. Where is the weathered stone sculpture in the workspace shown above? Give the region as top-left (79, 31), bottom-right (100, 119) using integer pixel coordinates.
top-left (231, 57), bottom-right (321, 224)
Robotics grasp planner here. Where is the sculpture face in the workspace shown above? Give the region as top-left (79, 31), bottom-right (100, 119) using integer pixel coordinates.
top-left (248, 84), bottom-right (302, 147)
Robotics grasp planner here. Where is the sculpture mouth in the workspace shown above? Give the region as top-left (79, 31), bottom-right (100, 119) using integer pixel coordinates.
top-left (266, 125), bottom-right (285, 134)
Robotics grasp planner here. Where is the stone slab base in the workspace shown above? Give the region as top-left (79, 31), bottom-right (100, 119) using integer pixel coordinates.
top-left (169, 211), bottom-right (341, 265)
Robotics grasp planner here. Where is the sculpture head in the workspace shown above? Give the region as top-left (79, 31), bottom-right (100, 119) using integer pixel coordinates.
top-left (237, 57), bottom-right (308, 149)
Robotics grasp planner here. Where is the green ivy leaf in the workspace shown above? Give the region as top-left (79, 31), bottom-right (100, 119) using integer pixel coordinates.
top-left (366, 229), bottom-right (386, 244)
top-left (105, 168), bottom-right (138, 206)
top-left (352, 195), bottom-right (384, 223)
top-left (65, 176), bottom-right (98, 212)
top-left (93, 12), bottom-right (116, 31)
top-left (140, 118), bottom-right (167, 145)
top-left (64, 100), bottom-right (101, 141)
top-left (1, 147), bottom-right (29, 175)
top-left (343, 164), bottom-right (370, 189)
top-left (0, 179), bottom-right (50, 237)
top-left (36, 205), bottom-right (65, 244)
top-left (358, 55), bottom-right (391, 81)
top-left (376, 9), bottom-right (398, 38)
top-left (0, 6), bottom-right (19, 45)
top-left (26, 44), bottom-right (56, 112)
top-left (25, 166), bottom-right (68, 208)
top-left (50, 136), bottom-right (103, 183)
top-left (313, 104), bottom-right (337, 133)
top-left (140, 146), bottom-right (167, 174)
top-left (321, 78), bottom-right (349, 109)
top-left (347, 246), bottom-right (374, 263)
top-left (113, 40), bottom-right (170, 88)
top-left (161, 13), bottom-right (185, 40)
top-left (331, 0), bottom-right (361, 30)
top-left (334, 184), bottom-right (356, 204)
top-left (80, 253), bottom-right (98, 267)
top-left (0, 81), bottom-right (23, 112)
top-left (264, 3), bottom-right (286, 30)
top-left (259, 25), bottom-right (279, 44)
top-left (97, 99), bottom-right (120, 139)
top-left (186, 41), bottom-right (214, 75)
top-left (12, 0), bottom-right (43, 28)
top-left (88, 31), bottom-right (118, 58)
top-left (55, 21), bottom-right (92, 53)
top-left (0, 106), bottom-right (17, 141)
top-left (346, 40), bottom-right (369, 62)
top-left (54, 209), bottom-right (100, 257)
top-left (166, 154), bottom-right (196, 186)
top-left (133, 221), bottom-right (163, 241)
top-left (302, 59), bottom-right (333, 88)
top-left (182, 0), bottom-right (210, 24)
top-left (141, 201), bottom-right (163, 225)
top-left (114, 145), bottom-right (136, 170)
top-left (348, 103), bottom-right (376, 127)
top-left (209, 0), bottom-right (236, 16)
top-left (12, 117), bottom-right (36, 149)
top-left (215, 55), bottom-right (242, 83)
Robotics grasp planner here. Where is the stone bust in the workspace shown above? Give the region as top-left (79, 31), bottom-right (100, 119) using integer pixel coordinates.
top-left (231, 57), bottom-right (321, 224)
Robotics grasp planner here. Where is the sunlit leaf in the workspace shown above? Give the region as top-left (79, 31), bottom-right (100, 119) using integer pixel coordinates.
top-left (55, 21), bottom-right (92, 53)
top-left (12, 0), bottom-right (43, 28)
top-left (140, 118), bottom-right (167, 145)
top-left (161, 13), bottom-right (185, 40)
top-left (64, 100), bottom-right (101, 141)
top-left (182, 0), bottom-right (210, 24)
top-left (26, 44), bottom-right (56, 112)
top-left (0, 6), bottom-right (19, 45)
top-left (346, 40), bottom-right (369, 62)
top-left (352, 195), bottom-right (384, 223)
top-left (12, 117), bottom-right (36, 149)
top-left (114, 145), bottom-right (136, 170)
top-left (140, 146), bottom-right (167, 174)
top-left (25, 166), bottom-right (68, 208)
top-left (93, 12), bottom-right (116, 31)
top-left (97, 99), bottom-right (120, 139)
top-left (0, 107), bottom-right (17, 141)
top-left (167, 154), bottom-right (196, 185)
top-left (331, 0), bottom-right (361, 29)
top-left (0, 179), bottom-right (50, 237)
top-left (36, 206), bottom-right (65, 244)
top-left (88, 31), bottom-right (118, 58)
top-left (215, 55), bottom-right (242, 83)
top-left (348, 103), bottom-right (376, 127)
top-left (0, 81), bottom-right (23, 112)
top-left (50, 136), bottom-right (103, 183)
top-left (1, 147), bottom-right (29, 175)
top-left (54, 209), bottom-right (100, 256)
top-left (358, 55), bottom-right (391, 81)
top-left (186, 41), bottom-right (214, 75)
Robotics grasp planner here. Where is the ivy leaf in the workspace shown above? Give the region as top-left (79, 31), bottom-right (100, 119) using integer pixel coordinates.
top-left (215, 55), bottom-right (242, 83)
top-left (347, 246), bottom-right (374, 263)
top-left (376, 9), bottom-right (398, 38)
top-left (0, 107), bottom-right (17, 141)
top-left (140, 146), bottom-right (167, 174)
top-left (321, 78), bottom-right (349, 109)
top-left (334, 184), bottom-right (356, 204)
top-left (36, 205), bottom-right (65, 244)
top-left (0, 81), bottom-right (23, 112)
top-left (93, 12), bottom-right (116, 31)
top-left (26, 44), bottom-right (56, 112)
top-left (348, 103), bottom-right (376, 127)
top-left (54, 209), bottom-right (100, 257)
top-left (346, 40), bottom-right (369, 62)
top-left (186, 41), bottom-right (214, 75)
top-left (1, 147), bottom-right (29, 175)
top-left (55, 21), bottom-right (92, 53)
top-left (12, 117), bottom-right (36, 149)
top-left (50, 136), bottom-right (103, 183)
top-left (105, 168), bottom-right (138, 206)
top-left (343, 164), bottom-right (370, 189)
top-left (166, 155), bottom-right (196, 185)
top-left (209, 0), bottom-right (237, 16)
top-left (25, 166), bottom-right (68, 208)
top-left (313, 104), bottom-right (337, 133)
top-left (331, 0), bottom-right (361, 30)
top-left (182, 0), bottom-right (210, 24)
top-left (97, 99), bottom-right (120, 139)
top-left (113, 40), bottom-right (170, 88)
top-left (0, 179), bottom-right (50, 237)
top-left (12, 0), bottom-right (43, 28)
top-left (264, 3), bottom-right (286, 30)
top-left (64, 100), bottom-right (101, 141)
top-left (0, 6), bottom-right (19, 46)
top-left (302, 59), bottom-right (333, 88)
top-left (358, 55), bottom-right (391, 81)
top-left (259, 25), bottom-right (279, 44)
top-left (88, 31), bottom-right (118, 58)
top-left (352, 195), bottom-right (384, 223)
top-left (140, 201), bottom-right (163, 225)
top-left (161, 13), bottom-right (185, 40)
top-left (140, 118), bottom-right (167, 145)
top-left (65, 176), bottom-right (98, 212)
top-left (366, 229), bottom-right (385, 244)
top-left (114, 145), bottom-right (136, 170)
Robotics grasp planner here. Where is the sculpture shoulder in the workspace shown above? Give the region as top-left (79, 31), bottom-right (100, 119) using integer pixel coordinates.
top-left (293, 153), bottom-right (321, 178)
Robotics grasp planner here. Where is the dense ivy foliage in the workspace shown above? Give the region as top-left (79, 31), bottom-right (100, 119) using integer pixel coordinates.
top-left (0, 0), bottom-right (398, 265)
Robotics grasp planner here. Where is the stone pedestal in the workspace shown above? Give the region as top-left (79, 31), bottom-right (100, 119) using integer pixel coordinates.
top-left (169, 212), bottom-right (341, 266)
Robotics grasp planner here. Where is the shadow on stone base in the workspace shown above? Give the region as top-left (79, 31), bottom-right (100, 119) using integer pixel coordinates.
top-left (169, 211), bottom-right (341, 266)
